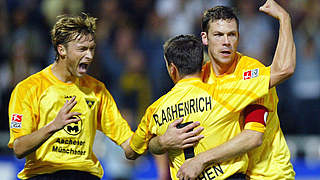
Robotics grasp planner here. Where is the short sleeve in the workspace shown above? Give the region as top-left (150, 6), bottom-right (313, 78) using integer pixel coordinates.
top-left (130, 107), bottom-right (154, 155)
top-left (8, 84), bottom-right (36, 148)
top-left (98, 86), bottom-right (133, 145)
top-left (251, 87), bottom-right (278, 112)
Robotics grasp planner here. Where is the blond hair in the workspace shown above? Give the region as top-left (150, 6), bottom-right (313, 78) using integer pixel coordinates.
top-left (51, 13), bottom-right (97, 60)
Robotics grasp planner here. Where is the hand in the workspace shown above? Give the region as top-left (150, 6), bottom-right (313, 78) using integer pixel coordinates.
top-left (49, 96), bottom-right (81, 132)
top-left (259, 0), bottom-right (289, 20)
top-left (177, 156), bottom-right (205, 180)
top-left (159, 118), bottom-right (204, 150)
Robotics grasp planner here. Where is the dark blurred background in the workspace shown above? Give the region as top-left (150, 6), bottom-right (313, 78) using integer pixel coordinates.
top-left (0, 0), bottom-right (319, 179)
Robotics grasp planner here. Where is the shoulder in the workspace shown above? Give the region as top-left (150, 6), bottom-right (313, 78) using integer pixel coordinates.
top-left (191, 80), bottom-right (215, 94)
top-left (147, 92), bottom-right (169, 113)
top-left (233, 52), bottom-right (269, 79)
top-left (80, 75), bottom-right (107, 92)
top-left (237, 52), bottom-right (266, 69)
top-left (14, 70), bottom-right (46, 92)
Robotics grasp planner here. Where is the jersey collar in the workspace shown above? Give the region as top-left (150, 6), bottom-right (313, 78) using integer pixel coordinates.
top-left (46, 64), bottom-right (80, 86)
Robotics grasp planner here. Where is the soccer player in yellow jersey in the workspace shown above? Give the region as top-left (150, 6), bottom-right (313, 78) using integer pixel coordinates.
top-left (129, 31), bottom-right (294, 179)
top-left (176, 0), bottom-right (296, 179)
top-left (8, 13), bottom-right (135, 179)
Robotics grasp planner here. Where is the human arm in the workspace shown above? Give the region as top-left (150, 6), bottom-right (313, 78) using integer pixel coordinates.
top-left (120, 136), bottom-right (140, 160)
top-left (263, 0), bottom-right (296, 88)
top-left (13, 97), bottom-right (81, 159)
top-left (177, 104), bottom-right (267, 180)
top-left (148, 118), bottom-right (204, 154)
top-left (153, 154), bottom-right (171, 180)
top-left (177, 130), bottom-right (263, 180)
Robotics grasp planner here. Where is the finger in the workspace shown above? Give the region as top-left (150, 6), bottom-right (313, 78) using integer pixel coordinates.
top-left (170, 118), bottom-right (184, 127)
top-left (67, 112), bottom-right (82, 119)
top-left (188, 127), bottom-right (204, 137)
top-left (181, 143), bottom-right (195, 149)
top-left (62, 98), bottom-right (72, 109)
top-left (181, 121), bottom-right (200, 133)
top-left (177, 171), bottom-right (181, 179)
top-left (259, 4), bottom-right (269, 12)
top-left (64, 99), bottom-right (78, 113)
top-left (68, 96), bottom-right (76, 103)
top-left (183, 135), bottom-right (204, 145)
top-left (181, 140), bottom-right (201, 148)
top-left (67, 117), bottom-right (81, 124)
top-left (259, 0), bottom-right (270, 11)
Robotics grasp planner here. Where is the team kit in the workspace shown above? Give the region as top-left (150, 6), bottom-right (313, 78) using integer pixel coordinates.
top-left (8, 0), bottom-right (296, 179)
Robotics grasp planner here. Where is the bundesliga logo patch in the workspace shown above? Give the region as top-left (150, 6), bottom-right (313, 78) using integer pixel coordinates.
top-left (11, 114), bottom-right (23, 129)
top-left (243, 68), bottom-right (259, 80)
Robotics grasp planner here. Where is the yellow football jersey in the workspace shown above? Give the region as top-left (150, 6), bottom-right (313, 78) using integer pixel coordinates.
top-left (203, 52), bottom-right (295, 179)
top-left (130, 67), bottom-right (270, 179)
top-left (8, 65), bottom-right (133, 179)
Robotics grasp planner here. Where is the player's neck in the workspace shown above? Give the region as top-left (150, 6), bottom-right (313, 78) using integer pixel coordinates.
top-left (51, 61), bottom-right (76, 83)
top-left (179, 72), bottom-right (201, 82)
top-left (211, 56), bottom-right (238, 76)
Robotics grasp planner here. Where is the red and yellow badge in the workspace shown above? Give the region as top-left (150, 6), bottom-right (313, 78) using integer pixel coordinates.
top-left (243, 68), bottom-right (259, 80)
top-left (10, 114), bottom-right (23, 128)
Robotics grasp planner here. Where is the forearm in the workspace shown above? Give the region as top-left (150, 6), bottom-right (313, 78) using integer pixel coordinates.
top-left (270, 12), bottom-right (296, 88)
top-left (121, 137), bottom-right (140, 160)
top-left (197, 130), bottom-right (263, 167)
top-left (13, 122), bottom-right (57, 159)
top-left (153, 154), bottom-right (170, 180)
top-left (148, 136), bottom-right (167, 155)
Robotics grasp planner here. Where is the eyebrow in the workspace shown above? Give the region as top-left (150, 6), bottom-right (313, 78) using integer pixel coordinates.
top-left (212, 30), bottom-right (237, 34)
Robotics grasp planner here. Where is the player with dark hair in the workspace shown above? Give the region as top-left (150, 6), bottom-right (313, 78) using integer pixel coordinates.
top-left (8, 13), bottom-right (134, 180)
top-left (128, 28), bottom-right (294, 179)
top-left (176, 0), bottom-right (295, 179)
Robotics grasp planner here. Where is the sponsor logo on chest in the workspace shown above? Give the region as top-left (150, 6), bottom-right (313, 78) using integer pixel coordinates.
top-left (243, 68), bottom-right (259, 80)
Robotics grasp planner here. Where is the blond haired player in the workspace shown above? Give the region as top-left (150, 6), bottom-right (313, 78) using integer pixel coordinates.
top-left (128, 30), bottom-right (294, 179)
top-left (8, 13), bottom-right (134, 179)
top-left (176, 0), bottom-right (295, 179)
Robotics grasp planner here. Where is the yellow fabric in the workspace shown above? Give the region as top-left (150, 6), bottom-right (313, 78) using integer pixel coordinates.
top-left (131, 73), bottom-right (270, 179)
top-left (8, 65), bottom-right (133, 179)
top-left (244, 122), bottom-right (266, 133)
top-left (203, 52), bottom-right (295, 179)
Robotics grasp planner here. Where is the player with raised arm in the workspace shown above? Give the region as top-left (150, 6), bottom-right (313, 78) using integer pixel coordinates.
top-left (176, 0), bottom-right (295, 179)
top-left (128, 29), bottom-right (293, 179)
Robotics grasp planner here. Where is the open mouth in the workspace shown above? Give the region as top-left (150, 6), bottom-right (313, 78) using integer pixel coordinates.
top-left (79, 63), bottom-right (89, 73)
top-left (220, 50), bottom-right (231, 57)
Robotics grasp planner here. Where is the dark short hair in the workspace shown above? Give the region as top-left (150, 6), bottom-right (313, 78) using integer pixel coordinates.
top-left (202, 6), bottom-right (239, 33)
top-left (163, 34), bottom-right (203, 76)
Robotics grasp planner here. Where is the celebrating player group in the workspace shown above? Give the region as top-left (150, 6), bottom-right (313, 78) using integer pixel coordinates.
top-left (8, 0), bottom-right (295, 179)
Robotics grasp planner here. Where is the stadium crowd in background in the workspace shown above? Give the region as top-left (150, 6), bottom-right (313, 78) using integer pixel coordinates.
top-left (0, 0), bottom-right (320, 179)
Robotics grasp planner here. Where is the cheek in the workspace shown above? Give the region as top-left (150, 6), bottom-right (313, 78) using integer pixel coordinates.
top-left (231, 38), bottom-right (239, 47)
top-left (209, 43), bottom-right (219, 53)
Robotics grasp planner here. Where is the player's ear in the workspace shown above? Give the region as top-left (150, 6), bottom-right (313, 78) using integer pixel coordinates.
top-left (57, 44), bottom-right (67, 58)
top-left (169, 63), bottom-right (179, 83)
top-left (201, 32), bottom-right (208, 46)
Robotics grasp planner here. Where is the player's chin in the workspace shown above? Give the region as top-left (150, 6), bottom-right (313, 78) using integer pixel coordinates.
top-left (76, 71), bottom-right (86, 78)
top-left (216, 57), bottom-right (233, 65)
top-left (76, 68), bottom-right (88, 77)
